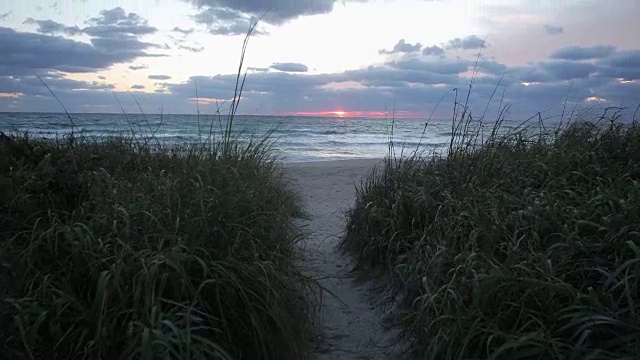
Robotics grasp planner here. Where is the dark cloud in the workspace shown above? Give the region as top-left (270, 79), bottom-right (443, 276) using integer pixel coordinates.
top-left (541, 61), bottom-right (597, 80)
top-left (90, 37), bottom-right (156, 53)
top-left (387, 58), bottom-right (471, 75)
top-left (190, 6), bottom-right (268, 35)
top-left (149, 75), bottom-right (172, 80)
top-left (597, 50), bottom-right (640, 81)
top-left (9, 8), bottom-right (163, 76)
top-left (544, 24), bottom-right (564, 35)
top-left (0, 11), bottom-right (12, 20)
top-left (88, 7), bottom-right (147, 27)
top-left (379, 39), bottom-right (422, 55)
top-left (514, 65), bottom-right (554, 83)
top-left (0, 73), bottom-right (114, 98)
top-left (446, 35), bottom-right (486, 50)
top-left (422, 45), bottom-right (444, 56)
top-left (478, 59), bottom-right (509, 75)
top-left (1, 23), bottom-right (637, 119)
top-left (551, 45), bottom-right (616, 61)
top-left (129, 64), bottom-right (148, 70)
top-left (23, 7), bottom-right (156, 38)
top-left (342, 65), bottom-right (462, 87)
top-left (184, 0), bottom-right (334, 25)
top-left (172, 26), bottom-right (194, 35)
top-left (510, 60), bottom-right (599, 84)
top-left (23, 18), bottom-right (82, 35)
top-left (0, 27), bottom-right (158, 75)
top-left (599, 79), bottom-right (640, 104)
top-left (98, 75), bottom-right (106, 80)
top-left (270, 62), bottom-right (308, 72)
top-left (131, 84), bottom-right (145, 90)
top-left (604, 50), bottom-right (640, 68)
top-left (83, 7), bottom-right (157, 37)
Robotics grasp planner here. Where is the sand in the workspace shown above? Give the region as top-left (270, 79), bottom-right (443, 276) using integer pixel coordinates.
top-left (284, 159), bottom-right (400, 360)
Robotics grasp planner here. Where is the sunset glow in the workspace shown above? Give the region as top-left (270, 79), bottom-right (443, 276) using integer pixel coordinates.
top-left (0, 0), bottom-right (638, 115)
top-left (280, 110), bottom-right (422, 119)
top-left (0, 92), bottom-right (22, 98)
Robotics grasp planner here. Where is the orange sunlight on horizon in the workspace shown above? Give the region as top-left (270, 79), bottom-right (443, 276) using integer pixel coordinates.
top-left (281, 110), bottom-right (422, 119)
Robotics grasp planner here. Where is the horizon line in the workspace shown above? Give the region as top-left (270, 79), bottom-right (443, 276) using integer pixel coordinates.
top-left (0, 110), bottom-right (433, 120)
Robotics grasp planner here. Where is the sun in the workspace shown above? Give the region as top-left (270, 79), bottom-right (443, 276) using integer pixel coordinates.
top-left (332, 111), bottom-right (346, 117)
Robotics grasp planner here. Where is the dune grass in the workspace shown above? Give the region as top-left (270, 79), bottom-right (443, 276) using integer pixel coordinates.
top-left (341, 112), bottom-right (640, 359)
top-left (0, 128), bottom-right (317, 359)
top-left (1, 20), bottom-right (320, 360)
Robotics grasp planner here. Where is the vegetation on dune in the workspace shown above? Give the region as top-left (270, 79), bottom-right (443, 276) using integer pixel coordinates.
top-left (1, 20), bottom-right (320, 360)
top-left (0, 132), bottom-right (317, 359)
top-left (342, 107), bottom-right (640, 359)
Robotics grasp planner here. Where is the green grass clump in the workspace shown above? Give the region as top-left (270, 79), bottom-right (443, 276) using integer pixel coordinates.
top-left (342, 119), bottom-right (640, 359)
top-left (0, 133), bottom-right (316, 359)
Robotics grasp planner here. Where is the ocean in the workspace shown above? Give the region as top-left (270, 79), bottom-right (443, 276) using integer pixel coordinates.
top-left (0, 112), bottom-right (521, 162)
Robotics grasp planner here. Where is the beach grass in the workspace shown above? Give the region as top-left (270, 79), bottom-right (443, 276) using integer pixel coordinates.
top-left (341, 112), bottom-right (640, 358)
top-left (0, 130), bottom-right (318, 359)
top-left (1, 20), bottom-right (320, 360)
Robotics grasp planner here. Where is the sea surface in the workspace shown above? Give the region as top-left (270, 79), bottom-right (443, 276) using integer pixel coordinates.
top-left (0, 112), bottom-right (525, 162)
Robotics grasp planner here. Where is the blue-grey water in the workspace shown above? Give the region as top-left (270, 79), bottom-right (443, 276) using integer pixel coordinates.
top-left (0, 113), bottom-right (527, 162)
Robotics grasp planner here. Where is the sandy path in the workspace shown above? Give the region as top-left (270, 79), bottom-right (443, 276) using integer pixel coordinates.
top-left (284, 159), bottom-right (399, 360)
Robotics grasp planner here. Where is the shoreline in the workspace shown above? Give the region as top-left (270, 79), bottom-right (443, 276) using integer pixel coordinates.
top-left (282, 157), bottom-right (383, 167)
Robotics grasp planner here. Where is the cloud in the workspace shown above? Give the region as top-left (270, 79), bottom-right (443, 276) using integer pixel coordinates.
top-left (172, 26), bottom-right (194, 35)
top-left (422, 45), bottom-right (444, 56)
top-left (446, 35), bottom-right (486, 50)
top-left (129, 64), bottom-right (148, 70)
top-left (550, 45), bottom-right (616, 60)
top-left (597, 50), bottom-right (640, 81)
top-left (270, 62), bottom-right (308, 72)
top-left (90, 37), bottom-right (157, 54)
top-left (131, 84), bottom-right (145, 90)
top-left (544, 24), bottom-right (564, 35)
top-left (23, 8), bottom-right (157, 38)
top-left (190, 6), bottom-right (268, 35)
top-left (23, 18), bottom-right (82, 35)
top-left (604, 50), bottom-right (640, 68)
top-left (0, 27), bottom-right (158, 75)
top-left (83, 7), bottom-right (157, 37)
top-left (153, 45), bottom-right (639, 117)
top-left (12, 8), bottom-right (163, 76)
top-left (379, 39), bottom-right (422, 55)
top-left (183, 0), bottom-right (335, 26)
top-left (387, 58), bottom-right (471, 75)
top-left (541, 61), bottom-right (597, 80)
top-left (0, 73), bottom-right (115, 98)
top-left (178, 44), bottom-right (205, 52)
top-left (0, 12), bottom-right (11, 20)
top-left (478, 60), bottom-right (509, 75)
top-left (1, 24), bottom-right (637, 119)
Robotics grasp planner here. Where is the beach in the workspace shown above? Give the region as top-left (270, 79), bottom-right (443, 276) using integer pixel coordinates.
top-left (285, 159), bottom-right (400, 359)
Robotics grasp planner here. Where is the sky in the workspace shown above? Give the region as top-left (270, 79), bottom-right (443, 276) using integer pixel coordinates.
top-left (0, 0), bottom-right (639, 119)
